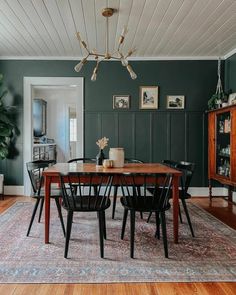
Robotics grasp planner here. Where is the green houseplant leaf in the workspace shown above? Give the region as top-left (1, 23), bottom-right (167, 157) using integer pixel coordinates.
top-left (0, 74), bottom-right (17, 160)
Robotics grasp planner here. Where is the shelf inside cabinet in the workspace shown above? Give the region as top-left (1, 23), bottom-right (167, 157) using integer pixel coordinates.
top-left (218, 153), bottom-right (230, 158)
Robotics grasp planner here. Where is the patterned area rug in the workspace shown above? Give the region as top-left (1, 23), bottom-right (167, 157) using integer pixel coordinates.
top-left (0, 201), bottom-right (236, 283)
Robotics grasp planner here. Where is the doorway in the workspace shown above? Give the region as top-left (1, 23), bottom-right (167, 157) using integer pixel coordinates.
top-left (23, 77), bottom-right (84, 196)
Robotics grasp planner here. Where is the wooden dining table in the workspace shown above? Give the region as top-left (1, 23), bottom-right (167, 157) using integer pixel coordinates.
top-left (43, 162), bottom-right (182, 244)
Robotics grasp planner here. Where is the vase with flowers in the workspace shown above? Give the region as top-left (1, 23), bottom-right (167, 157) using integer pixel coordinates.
top-left (96, 137), bottom-right (109, 166)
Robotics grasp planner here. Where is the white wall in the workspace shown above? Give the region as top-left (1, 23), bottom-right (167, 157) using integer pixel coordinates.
top-left (34, 87), bottom-right (78, 162)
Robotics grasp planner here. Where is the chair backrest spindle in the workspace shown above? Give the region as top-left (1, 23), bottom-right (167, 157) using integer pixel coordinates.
top-left (121, 173), bottom-right (173, 211)
top-left (59, 172), bottom-right (113, 211)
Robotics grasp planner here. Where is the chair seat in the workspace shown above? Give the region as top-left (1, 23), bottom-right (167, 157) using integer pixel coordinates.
top-left (62, 196), bottom-right (111, 212)
top-left (147, 187), bottom-right (191, 199)
top-left (32, 188), bottom-right (61, 199)
top-left (120, 196), bottom-right (170, 212)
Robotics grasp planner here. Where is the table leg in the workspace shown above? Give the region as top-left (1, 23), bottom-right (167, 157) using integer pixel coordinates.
top-left (45, 175), bottom-right (51, 244)
top-left (228, 186), bottom-right (233, 203)
top-left (172, 175), bottom-right (179, 243)
top-left (209, 179), bottom-right (212, 201)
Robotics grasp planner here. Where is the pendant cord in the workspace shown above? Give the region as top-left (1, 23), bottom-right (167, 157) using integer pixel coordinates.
top-left (106, 16), bottom-right (109, 55)
top-left (216, 57), bottom-right (223, 95)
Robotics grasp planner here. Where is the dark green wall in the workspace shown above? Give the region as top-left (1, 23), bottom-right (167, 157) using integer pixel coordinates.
top-left (0, 60), bottom-right (218, 186)
top-left (225, 53), bottom-right (236, 92)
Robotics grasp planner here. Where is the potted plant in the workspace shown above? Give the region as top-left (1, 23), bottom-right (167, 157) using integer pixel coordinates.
top-left (0, 74), bottom-right (17, 198)
top-left (208, 58), bottom-right (228, 110)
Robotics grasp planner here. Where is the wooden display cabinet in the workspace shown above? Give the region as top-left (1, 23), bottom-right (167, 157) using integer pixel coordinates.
top-left (208, 104), bottom-right (236, 202)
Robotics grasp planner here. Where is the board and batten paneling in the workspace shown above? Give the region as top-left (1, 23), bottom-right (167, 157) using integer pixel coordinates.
top-left (85, 110), bottom-right (205, 186)
top-left (152, 112), bottom-right (169, 163)
top-left (170, 113), bottom-right (186, 160)
top-left (101, 113), bottom-right (118, 150)
top-left (135, 113), bottom-right (152, 163)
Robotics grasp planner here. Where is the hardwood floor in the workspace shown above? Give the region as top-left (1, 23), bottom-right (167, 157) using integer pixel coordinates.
top-left (0, 195), bottom-right (235, 295)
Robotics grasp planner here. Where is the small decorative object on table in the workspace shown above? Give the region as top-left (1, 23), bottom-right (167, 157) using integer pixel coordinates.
top-left (109, 147), bottom-right (125, 167)
top-left (96, 137), bottom-right (109, 166)
top-left (103, 159), bottom-right (113, 168)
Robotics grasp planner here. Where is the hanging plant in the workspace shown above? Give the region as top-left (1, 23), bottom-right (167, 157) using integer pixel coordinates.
top-left (208, 58), bottom-right (227, 110)
top-left (0, 74), bottom-right (18, 159)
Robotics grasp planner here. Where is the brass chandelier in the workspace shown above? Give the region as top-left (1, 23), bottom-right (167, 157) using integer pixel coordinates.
top-left (74, 8), bottom-right (137, 81)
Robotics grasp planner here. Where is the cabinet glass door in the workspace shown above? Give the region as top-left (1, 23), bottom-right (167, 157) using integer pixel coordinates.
top-left (216, 111), bottom-right (231, 177)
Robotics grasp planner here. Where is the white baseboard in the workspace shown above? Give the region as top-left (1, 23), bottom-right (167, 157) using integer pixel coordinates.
top-left (4, 186), bottom-right (24, 196)
top-left (188, 187), bottom-right (228, 197)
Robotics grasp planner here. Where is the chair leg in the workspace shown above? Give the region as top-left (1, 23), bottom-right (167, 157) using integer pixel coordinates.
top-left (38, 198), bottom-right (44, 223)
top-left (98, 211), bottom-right (104, 258)
top-left (137, 186), bottom-right (143, 220)
top-left (55, 198), bottom-right (66, 237)
top-left (112, 186), bottom-right (118, 219)
top-left (179, 205), bottom-right (183, 223)
top-left (26, 198), bottom-right (41, 236)
top-left (160, 212), bottom-right (168, 258)
top-left (121, 208), bottom-right (128, 239)
top-left (64, 211), bottom-right (73, 258)
top-left (155, 211), bottom-right (160, 239)
top-left (181, 198), bottom-right (195, 237)
top-left (93, 185), bottom-right (98, 195)
top-left (102, 210), bottom-right (107, 239)
top-left (130, 210), bottom-right (135, 258)
top-left (147, 212), bottom-right (152, 223)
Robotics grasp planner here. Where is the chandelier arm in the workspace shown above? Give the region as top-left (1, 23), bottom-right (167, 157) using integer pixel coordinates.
top-left (110, 56), bottom-right (122, 60)
top-left (76, 32), bottom-right (90, 54)
top-left (89, 53), bottom-right (106, 58)
top-left (81, 42), bottom-right (90, 54)
top-left (113, 49), bottom-right (124, 60)
top-left (88, 52), bottom-right (121, 60)
top-left (109, 52), bottom-right (123, 60)
top-left (117, 43), bottom-right (122, 53)
top-left (82, 53), bottom-right (90, 61)
top-left (124, 48), bottom-right (136, 59)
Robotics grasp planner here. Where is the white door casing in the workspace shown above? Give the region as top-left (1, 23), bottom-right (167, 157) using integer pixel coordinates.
top-left (23, 77), bottom-right (84, 196)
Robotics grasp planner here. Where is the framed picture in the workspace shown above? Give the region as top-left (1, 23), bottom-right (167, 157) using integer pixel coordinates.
top-left (228, 93), bottom-right (236, 105)
top-left (140, 86), bottom-right (158, 109)
top-left (113, 95), bottom-right (130, 109)
top-left (167, 95), bottom-right (185, 109)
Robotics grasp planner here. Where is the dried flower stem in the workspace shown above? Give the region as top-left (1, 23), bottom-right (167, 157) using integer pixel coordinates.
top-left (96, 137), bottom-right (109, 149)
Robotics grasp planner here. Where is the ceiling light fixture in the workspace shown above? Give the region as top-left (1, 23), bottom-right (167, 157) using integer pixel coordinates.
top-left (74, 8), bottom-right (137, 81)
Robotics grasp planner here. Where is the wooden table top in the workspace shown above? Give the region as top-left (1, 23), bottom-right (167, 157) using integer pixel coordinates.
top-left (43, 162), bottom-right (182, 176)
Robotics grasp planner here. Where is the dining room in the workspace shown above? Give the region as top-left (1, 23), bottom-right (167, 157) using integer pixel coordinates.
top-left (0, 0), bottom-right (236, 294)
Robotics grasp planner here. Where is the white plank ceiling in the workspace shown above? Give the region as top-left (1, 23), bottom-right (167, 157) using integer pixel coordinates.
top-left (0, 0), bottom-right (235, 59)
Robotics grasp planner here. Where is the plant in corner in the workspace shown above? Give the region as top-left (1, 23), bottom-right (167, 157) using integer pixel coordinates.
top-left (0, 74), bottom-right (17, 160)
top-left (208, 58), bottom-right (227, 110)
top-left (0, 74), bottom-right (18, 198)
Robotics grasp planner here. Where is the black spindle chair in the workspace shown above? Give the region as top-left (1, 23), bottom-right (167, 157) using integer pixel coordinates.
top-left (120, 173), bottom-right (173, 258)
top-left (147, 160), bottom-right (196, 237)
top-left (26, 160), bottom-right (65, 237)
top-left (112, 159), bottom-right (143, 219)
top-left (59, 172), bottom-right (113, 258)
